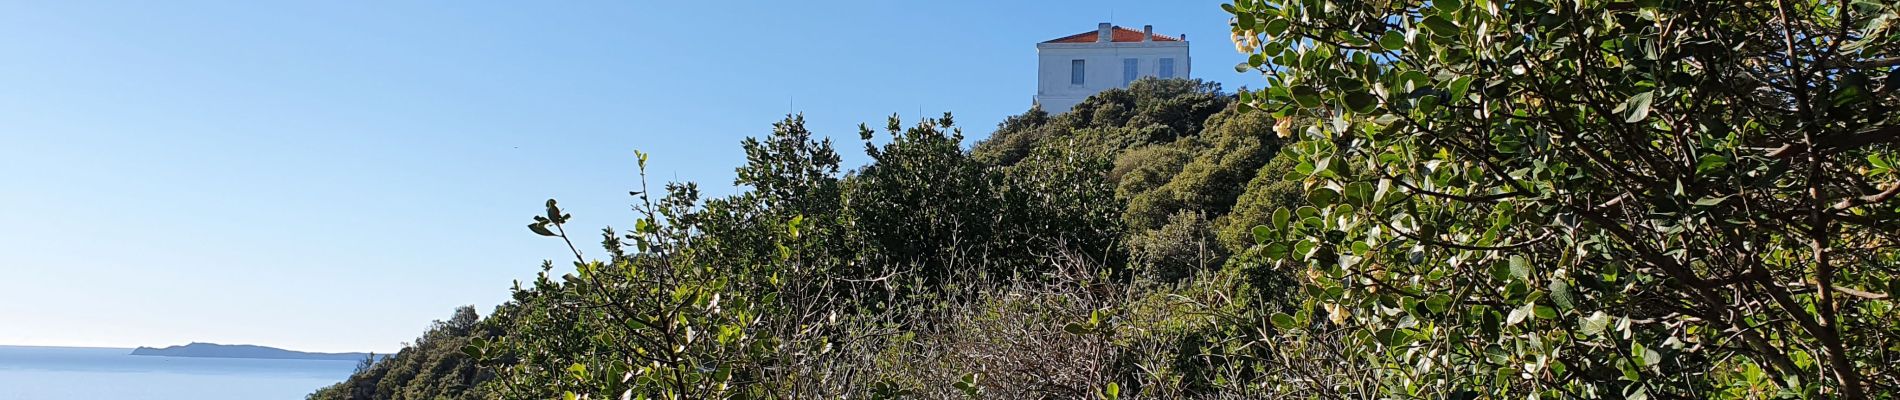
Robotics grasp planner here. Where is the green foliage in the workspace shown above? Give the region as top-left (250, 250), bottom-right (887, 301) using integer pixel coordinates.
top-left (1229, 0), bottom-right (1900, 397)
top-left (315, 78), bottom-right (1334, 398)
top-left (1214, 154), bottom-right (1305, 253)
top-left (1121, 105), bottom-right (1283, 231)
top-left (1127, 211), bottom-right (1226, 283)
top-left (308, 306), bottom-right (496, 400)
top-left (973, 78), bottom-right (1229, 166)
top-left (1110, 145), bottom-right (1193, 199)
top-left (991, 141), bottom-right (1128, 270)
top-left (845, 113), bottom-right (997, 282)
top-left (486, 174), bottom-right (775, 400)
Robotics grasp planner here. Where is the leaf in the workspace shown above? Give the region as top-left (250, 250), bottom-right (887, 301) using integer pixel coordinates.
top-left (1627, 387), bottom-right (1650, 400)
top-left (1447, 76), bottom-right (1474, 101)
top-left (1263, 18), bottom-right (1291, 37)
top-left (1692, 196), bottom-right (1729, 206)
top-left (954, 373), bottom-right (981, 397)
top-left (1696, 154), bottom-right (1729, 175)
top-left (1437, 0), bottom-right (1465, 12)
top-left (1495, 367), bottom-right (1518, 384)
top-left (1291, 85), bottom-right (1322, 107)
top-left (1271, 312), bottom-right (1299, 329)
top-left (1549, 279), bottom-right (1577, 309)
top-left (528, 222), bottom-right (557, 237)
top-left (1378, 31), bottom-right (1406, 51)
top-left (1344, 182), bottom-right (1375, 206)
top-left (1506, 304), bottom-right (1532, 325)
top-left (1064, 322), bottom-right (1092, 335)
top-left (1580, 311), bottom-right (1611, 336)
top-left (1273, 207), bottom-right (1292, 232)
top-left (1618, 91), bottom-right (1655, 123)
top-left (1533, 305), bottom-right (1557, 319)
top-left (1252, 225), bottom-right (1273, 244)
top-left (1637, 343), bottom-right (1661, 367)
top-left (1425, 294), bottom-right (1453, 314)
top-left (1421, 15), bottom-right (1459, 37)
top-left (1103, 382), bottom-right (1121, 400)
top-left (1307, 187), bottom-right (1340, 206)
top-left (1344, 91), bottom-right (1379, 112)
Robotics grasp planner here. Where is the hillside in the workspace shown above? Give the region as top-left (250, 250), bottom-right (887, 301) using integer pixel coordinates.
top-left (305, 0), bottom-right (1900, 394)
top-left (307, 78), bottom-right (1303, 399)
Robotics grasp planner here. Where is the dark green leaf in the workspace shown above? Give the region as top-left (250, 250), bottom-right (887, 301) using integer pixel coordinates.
top-left (1307, 187), bottom-right (1339, 206)
top-left (1533, 305), bottom-right (1557, 319)
top-left (1344, 91), bottom-right (1379, 112)
top-left (1426, 294), bottom-right (1453, 314)
top-left (1379, 31), bottom-right (1406, 51)
top-left (1264, 19), bottom-right (1291, 37)
top-left (1271, 312), bottom-right (1298, 329)
top-left (1291, 85), bottom-right (1322, 107)
top-left (529, 223), bottom-right (557, 237)
top-left (1447, 76), bottom-right (1473, 101)
top-left (1422, 16), bottom-right (1459, 37)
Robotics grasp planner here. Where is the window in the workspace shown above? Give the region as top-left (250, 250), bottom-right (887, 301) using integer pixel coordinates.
top-left (1160, 58), bottom-right (1176, 79)
top-left (1070, 59), bottom-right (1086, 85)
top-left (1123, 58), bottom-right (1139, 85)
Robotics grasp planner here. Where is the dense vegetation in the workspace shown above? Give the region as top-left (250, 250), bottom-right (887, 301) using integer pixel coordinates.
top-left (314, 0), bottom-right (1898, 398)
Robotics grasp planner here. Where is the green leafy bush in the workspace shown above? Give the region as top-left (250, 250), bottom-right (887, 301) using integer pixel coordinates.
top-left (1228, 0), bottom-right (1900, 397)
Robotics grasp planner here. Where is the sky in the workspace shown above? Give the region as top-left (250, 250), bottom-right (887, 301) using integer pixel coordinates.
top-left (0, 0), bottom-right (1257, 353)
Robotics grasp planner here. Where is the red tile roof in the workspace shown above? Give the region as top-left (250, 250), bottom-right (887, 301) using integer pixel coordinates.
top-left (1043, 26), bottom-right (1182, 43)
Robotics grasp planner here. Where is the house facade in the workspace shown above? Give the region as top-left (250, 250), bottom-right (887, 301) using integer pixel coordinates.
top-left (1035, 23), bottom-right (1190, 113)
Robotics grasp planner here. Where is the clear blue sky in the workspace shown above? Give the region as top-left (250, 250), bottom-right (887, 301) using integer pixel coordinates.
top-left (0, 1), bottom-right (1252, 353)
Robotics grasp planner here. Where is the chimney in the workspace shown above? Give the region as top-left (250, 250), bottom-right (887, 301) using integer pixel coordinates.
top-left (1098, 22), bottom-right (1112, 43)
top-left (1181, 33), bottom-right (1188, 41)
top-left (1143, 25), bottom-right (1153, 42)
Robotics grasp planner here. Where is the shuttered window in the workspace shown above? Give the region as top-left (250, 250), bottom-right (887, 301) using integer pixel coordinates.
top-left (1123, 58), bottom-right (1139, 85)
top-left (1070, 59), bottom-right (1086, 85)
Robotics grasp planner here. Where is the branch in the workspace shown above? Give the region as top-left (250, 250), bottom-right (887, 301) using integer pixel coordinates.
top-left (1388, 176), bottom-right (1531, 204)
top-left (1785, 280), bottom-right (1895, 301)
top-left (1382, 218), bottom-right (1556, 251)
top-left (1821, 56), bottom-right (1900, 69)
top-left (1833, 183), bottom-right (1900, 210)
top-left (1765, 125), bottom-right (1900, 159)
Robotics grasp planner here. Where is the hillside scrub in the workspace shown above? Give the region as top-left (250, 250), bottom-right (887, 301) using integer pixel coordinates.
top-left (310, 0), bottom-right (1900, 397)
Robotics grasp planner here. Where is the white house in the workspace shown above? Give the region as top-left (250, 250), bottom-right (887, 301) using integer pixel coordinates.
top-left (1035, 23), bottom-right (1190, 113)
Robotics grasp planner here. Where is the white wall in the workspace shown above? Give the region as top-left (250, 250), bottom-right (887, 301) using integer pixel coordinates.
top-left (1035, 42), bottom-right (1190, 113)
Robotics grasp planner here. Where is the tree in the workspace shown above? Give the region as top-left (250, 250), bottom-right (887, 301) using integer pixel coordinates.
top-left (1228, 0), bottom-right (1899, 397)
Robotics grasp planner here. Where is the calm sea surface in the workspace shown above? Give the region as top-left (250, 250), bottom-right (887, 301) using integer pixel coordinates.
top-left (0, 345), bottom-right (356, 399)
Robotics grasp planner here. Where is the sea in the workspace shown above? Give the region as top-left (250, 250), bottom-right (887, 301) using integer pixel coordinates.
top-left (0, 345), bottom-right (357, 399)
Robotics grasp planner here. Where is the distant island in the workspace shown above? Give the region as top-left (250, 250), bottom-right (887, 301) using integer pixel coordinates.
top-left (131, 342), bottom-right (381, 361)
